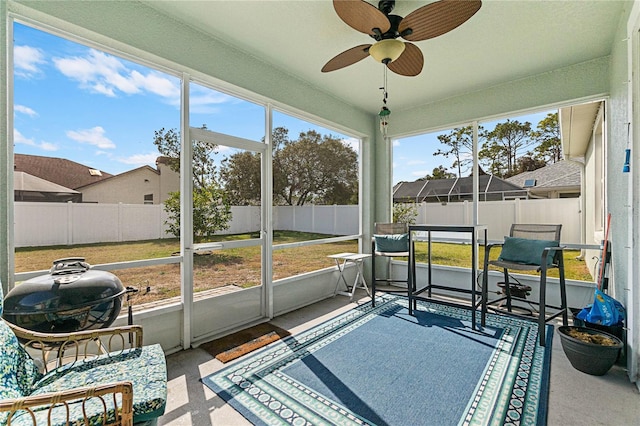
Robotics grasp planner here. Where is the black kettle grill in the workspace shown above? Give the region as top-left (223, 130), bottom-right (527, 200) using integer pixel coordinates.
top-left (2, 258), bottom-right (126, 333)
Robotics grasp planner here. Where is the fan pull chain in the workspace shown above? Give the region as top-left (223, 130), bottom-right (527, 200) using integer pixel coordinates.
top-left (379, 66), bottom-right (390, 137)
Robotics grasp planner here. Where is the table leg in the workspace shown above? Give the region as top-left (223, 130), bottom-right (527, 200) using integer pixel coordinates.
top-left (350, 260), bottom-right (371, 301)
top-left (333, 258), bottom-right (350, 296)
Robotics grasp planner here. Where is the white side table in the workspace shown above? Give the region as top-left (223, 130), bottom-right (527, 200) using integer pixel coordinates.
top-left (328, 252), bottom-right (372, 301)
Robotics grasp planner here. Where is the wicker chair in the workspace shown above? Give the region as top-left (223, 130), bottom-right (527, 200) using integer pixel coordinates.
top-left (480, 224), bottom-right (568, 346)
top-left (371, 222), bottom-right (410, 306)
top-left (0, 285), bottom-right (166, 425)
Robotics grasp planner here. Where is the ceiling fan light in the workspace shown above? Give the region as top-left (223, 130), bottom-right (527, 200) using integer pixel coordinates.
top-left (369, 39), bottom-right (405, 64)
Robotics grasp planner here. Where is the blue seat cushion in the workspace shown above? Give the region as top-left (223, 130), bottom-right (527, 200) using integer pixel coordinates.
top-left (374, 233), bottom-right (409, 253)
top-left (498, 236), bottom-right (560, 266)
top-left (11, 344), bottom-right (166, 425)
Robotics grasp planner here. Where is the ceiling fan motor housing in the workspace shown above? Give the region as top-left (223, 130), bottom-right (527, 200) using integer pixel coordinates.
top-left (378, 0), bottom-right (395, 15)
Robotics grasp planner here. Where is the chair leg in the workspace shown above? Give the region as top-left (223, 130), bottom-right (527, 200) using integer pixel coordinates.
top-left (371, 245), bottom-right (376, 308)
top-left (481, 250), bottom-right (491, 327)
top-left (503, 269), bottom-right (512, 312)
top-left (558, 257), bottom-right (568, 325)
top-left (539, 266), bottom-right (548, 347)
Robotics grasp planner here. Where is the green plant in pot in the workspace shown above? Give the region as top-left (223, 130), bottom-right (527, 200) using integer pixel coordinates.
top-left (558, 326), bottom-right (623, 376)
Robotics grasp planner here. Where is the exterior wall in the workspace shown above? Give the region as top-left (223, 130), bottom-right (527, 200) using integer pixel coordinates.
top-left (582, 111), bottom-right (605, 278)
top-left (618, 2), bottom-right (640, 382)
top-left (81, 168), bottom-right (161, 204)
top-left (158, 162), bottom-right (179, 204)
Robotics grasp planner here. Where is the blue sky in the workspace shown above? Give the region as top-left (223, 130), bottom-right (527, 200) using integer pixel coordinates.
top-left (392, 110), bottom-right (552, 183)
top-left (12, 22), bottom-right (353, 177)
top-left (13, 21), bottom-right (553, 184)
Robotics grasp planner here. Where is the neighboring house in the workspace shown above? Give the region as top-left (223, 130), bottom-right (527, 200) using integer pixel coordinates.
top-left (14, 154), bottom-right (179, 204)
top-left (79, 157), bottom-right (179, 204)
top-left (393, 174), bottom-right (528, 204)
top-left (13, 170), bottom-right (81, 202)
top-left (505, 160), bottom-right (581, 199)
top-left (14, 153), bottom-right (112, 194)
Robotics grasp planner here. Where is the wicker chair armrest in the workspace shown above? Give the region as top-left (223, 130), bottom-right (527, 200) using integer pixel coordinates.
top-left (8, 323), bottom-right (144, 372)
top-left (0, 381), bottom-right (133, 426)
top-left (9, 323), bottom-right (143, 347)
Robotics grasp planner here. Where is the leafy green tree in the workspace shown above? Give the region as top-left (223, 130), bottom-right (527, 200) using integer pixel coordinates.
top-left (393, 202), bottom-right (418, 225)
top-left (514, 156), bottom-right (547, 174)
top-left (532, 112), bottom-right (562, 164)
top-left (221, 127), bottom-right (358, 206)
top-left (425, 165), bottom-right (456, 180)
top-left (434, 126), bottom-right (480, 177)
top-left (154, 126), bottom-right (231, 240)
top-left (220, 151), bottom-right (261, 205)
top-left (480, 119), bottom-right (534, 177)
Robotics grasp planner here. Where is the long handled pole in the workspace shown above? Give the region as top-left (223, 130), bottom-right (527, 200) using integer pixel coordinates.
top-left (598, 212), bottom-right (612, 290)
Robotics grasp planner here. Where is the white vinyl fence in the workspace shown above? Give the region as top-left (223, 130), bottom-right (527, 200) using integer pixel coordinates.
top-left (14, 198), bottom-right (580, 247)
top-left (413, 198), bottom-right (581, 244)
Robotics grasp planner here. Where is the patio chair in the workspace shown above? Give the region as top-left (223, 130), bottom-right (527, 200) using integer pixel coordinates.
top-left (0, 285), bottom-right (167, 425)
top-left (480, 224), bottom-right (568, 346)
top-left (371, 222), bottom-right (410, 306)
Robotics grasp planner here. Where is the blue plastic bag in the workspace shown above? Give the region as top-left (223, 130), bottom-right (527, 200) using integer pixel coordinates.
top-left (576, 289), bottom-right (625, 326)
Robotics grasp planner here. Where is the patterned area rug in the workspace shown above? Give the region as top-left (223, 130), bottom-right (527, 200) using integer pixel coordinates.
top-left (202, 295), bottom-right (552, 425)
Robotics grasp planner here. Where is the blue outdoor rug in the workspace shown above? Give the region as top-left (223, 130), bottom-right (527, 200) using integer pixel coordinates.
top-left (201, 295), bottom-right (552, 426)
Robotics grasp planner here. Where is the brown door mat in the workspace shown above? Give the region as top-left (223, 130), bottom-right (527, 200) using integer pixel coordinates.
top-left (200, 322), bottom-right (291, 363)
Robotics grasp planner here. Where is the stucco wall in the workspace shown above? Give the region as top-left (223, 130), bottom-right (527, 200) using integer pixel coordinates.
top-left (82, 167), bottom-right (160, 204)
top-left (158, 162), bottom-right (179, 204)
top-left (607, 6), bottom-right (632, 306)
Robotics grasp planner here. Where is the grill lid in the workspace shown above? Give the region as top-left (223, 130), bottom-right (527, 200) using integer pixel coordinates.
top-left (3, 257), bottom-right (126, 315)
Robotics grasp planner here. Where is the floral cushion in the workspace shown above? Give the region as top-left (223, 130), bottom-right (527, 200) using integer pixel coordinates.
top-left (0, 321), bottom-right (43, 424)
top-left (10, 344), bottom-right (166, 426)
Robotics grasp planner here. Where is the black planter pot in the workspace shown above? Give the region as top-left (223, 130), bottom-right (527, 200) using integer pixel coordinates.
top-left (558, 326), bottom-right (623, 376)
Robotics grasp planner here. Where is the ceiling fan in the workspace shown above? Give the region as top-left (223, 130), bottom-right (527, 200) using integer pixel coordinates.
top-left (322, 0), bottom-right (482, 77)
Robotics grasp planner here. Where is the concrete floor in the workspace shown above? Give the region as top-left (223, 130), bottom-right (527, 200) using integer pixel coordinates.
top-left (158, 293), bottom-right (640, 425)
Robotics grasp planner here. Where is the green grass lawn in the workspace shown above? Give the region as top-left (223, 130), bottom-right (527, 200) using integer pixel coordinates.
top-left (15, 232), bottom-right (593, 305)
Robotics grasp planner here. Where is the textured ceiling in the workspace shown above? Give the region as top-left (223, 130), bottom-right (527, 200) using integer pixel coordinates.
top-left (143, 1), bottom-right (626, 114)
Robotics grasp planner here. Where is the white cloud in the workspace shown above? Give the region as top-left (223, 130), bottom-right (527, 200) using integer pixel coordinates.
top-left (393, 140), bottom-right (400, 147)
top-left (14, 129), bottom-right (58, 151)
top-left (14, 104), bottom-right (38, 117)
top-left (14, 45), bottom-right (46, 78)
top-left (66, 126), bottom-right (116, 149)
top-left (407, 160), bottom-right (426, 166)
top-left (53, 49), bottom-right (180, 100)
top-left (412, 170), bottom-right (430, 177)
top-left (189, 90), bottom-right (236, 114)
top-left (131, 70), bottom-right (180, 98)
top-left (118, 153), bottom-right (159, 167)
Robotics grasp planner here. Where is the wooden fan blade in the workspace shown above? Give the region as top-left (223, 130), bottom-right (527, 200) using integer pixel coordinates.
top-left (333, 0), bottom-right (391, 35)
top-left (387, 42), bottom-right (423, 77)
top-left (399, 0), bottom-right (482, 42)
top-left (322, 44), bottom-right (372, 72)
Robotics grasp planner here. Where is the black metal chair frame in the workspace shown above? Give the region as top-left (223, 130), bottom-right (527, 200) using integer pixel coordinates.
top-left (371, 222), bottom-right (410, 307)
top-left (481, 224), bottom-right (568, 346)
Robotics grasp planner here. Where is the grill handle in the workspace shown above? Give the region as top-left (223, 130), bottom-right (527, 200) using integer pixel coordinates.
top-left (50, 257), bottom-right (91, 275)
